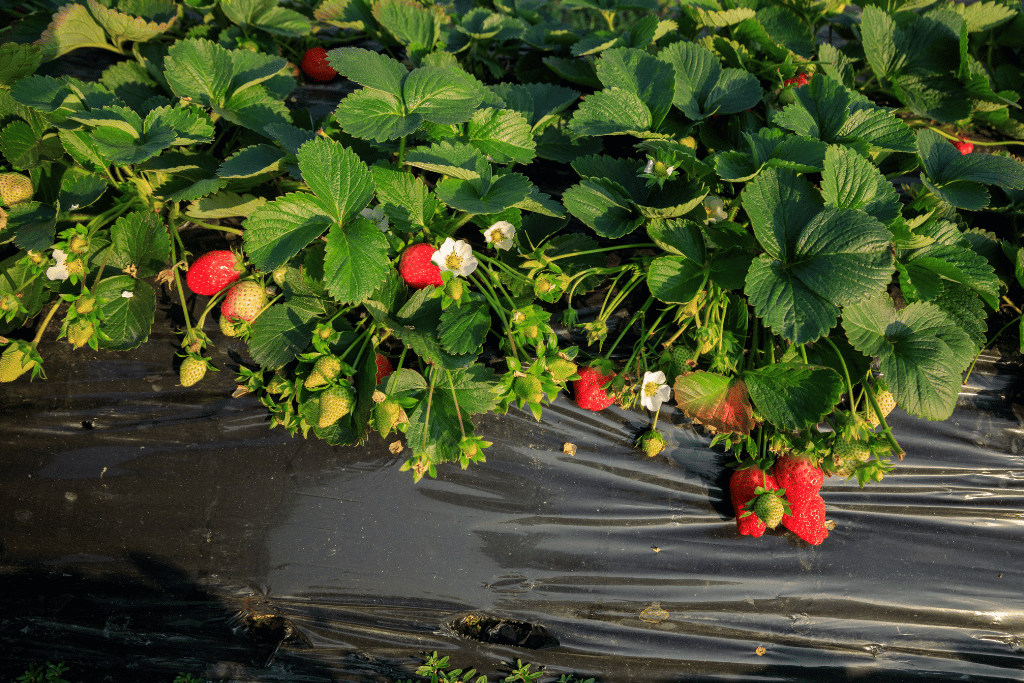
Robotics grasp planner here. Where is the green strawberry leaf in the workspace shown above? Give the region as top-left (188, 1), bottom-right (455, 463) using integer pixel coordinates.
top-left (1, 120), bottom-right (64, 170)
top-left (843, 294), bottom-right (974, 421)
top-left (659, 40), bottom-right (761, 120)
top-left (221, 0), bottom-right (312, 37)
top-left (95, 276), bottom-right (156, 351)
top-left (464, 108), bottom-right (536, 165)
top-left (248, 304), bottom-right (316, 370)
top-left (773, 74), bottom-right (916, 153)
top-left (744, 363), bottom-right (843, 430)
top-left (58, 168), bottom-right (107, 212)
top-left (647, 254), bottom-right (706, 304)
top-left (434, 172), bottom-right (532, 215)
top-left (744, 171), bottom-right (894, 343)
top-left (323, 218), bottom-right (390, 304)
top-left (916, 131), bottom-right (1024, 211)
top-left (673, 371), bottom-right (755, 434)
top-left (297, 138), bottom-right (375, 226)
top-left (107, 211), bottom-right (169, 279)
top-left (0, 43), bottom-right (43, 89)
top-left (439, 294), bottom-right (491, 355)
top-left (365, 291), bottom-right (474, 369)
top-left (899, 241), bottom-right (999, 309)
top-left (821, 144), bottom-right (902, 226)
top-left (242, 193), bottom-right (333, 272)
top-left (186, 192), bottom-right (267, 219)
top-left (562, 178), bottom-right (644, 239)
top-left (7, 202), bottom-right (59, 252)
top-left (217, 144), bottom-right (287, 179)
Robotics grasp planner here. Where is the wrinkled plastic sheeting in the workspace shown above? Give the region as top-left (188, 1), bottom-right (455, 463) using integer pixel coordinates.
top-left (2, 326), bottom-right (1024, 682)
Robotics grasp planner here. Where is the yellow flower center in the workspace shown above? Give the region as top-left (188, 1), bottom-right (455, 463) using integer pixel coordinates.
top-left (644, 381), bottom-right (659, 397)
top-left (491, 228), bottom-right (506, 242)
top-left (445, 253), bottom-right (463, 270)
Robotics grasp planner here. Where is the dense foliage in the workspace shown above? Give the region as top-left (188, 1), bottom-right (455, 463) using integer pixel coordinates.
top-left (2, 0), bottom-right (1024, 537)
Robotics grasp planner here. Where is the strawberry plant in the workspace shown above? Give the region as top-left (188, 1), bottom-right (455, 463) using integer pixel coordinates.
top-left (2, 0), bottom-right (1024, 546)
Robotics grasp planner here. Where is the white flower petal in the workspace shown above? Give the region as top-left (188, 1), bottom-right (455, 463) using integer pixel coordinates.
top-left (640, 371), bottom-right (670, 412)
top-left (121, 290), bottom-right (133, 298)
top-left (643, 159), bottom-right (655, 174)
top-left (484, 220), bottom-right (515, 251)
top-left (432, 237), bottom-right (478, 278)
top-left (46, 249), bottom-right (69, 281)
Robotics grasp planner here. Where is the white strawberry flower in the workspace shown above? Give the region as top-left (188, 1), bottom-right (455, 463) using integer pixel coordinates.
top-left (46, 248), bottom-right (69, 281)
top-left (431, 237), bottom-right (478, 278)
top-left (704, 196), bottom-right (728, 223)
top-left (360, 205), bottom-right (389, 232)
top-left (484, 220), bottom-right (515, 251)
top-left (640, 370), bottom-right (671, 412)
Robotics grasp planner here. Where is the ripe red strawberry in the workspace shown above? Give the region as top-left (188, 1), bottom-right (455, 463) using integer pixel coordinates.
top-left (772, 454), bottom-right (823, 505)
top-left (729, 466), bottom-right (778, 538)
top-left (573, 365), bottom-right (616, 411)
top-left (783, 72), bottom-right (810, 87)
top-left (952, 138), bottom-right (973, 155)
top-left (399, 243), bottom-right (443, 289)
top-left (221, 281), bottom-right (267, 322)
top-left (782, 493), bottom-right (829, 545)
top-left (375, 353), bottom-right (393, 384)
top-left (187, 250), bottom-right (244, 296)
top-left (300, 47), bottom-right (337, 82)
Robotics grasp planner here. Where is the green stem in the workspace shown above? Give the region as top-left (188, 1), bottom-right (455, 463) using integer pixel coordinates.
top-left (548, 244), bottom-right (657, 262)
top-left (862, 374), bottom-right (905, 458)
top-left (962, 314), bottom-right (1021, 386)
top-left (421, 367), bottom-right (436, 453)
top-left (446, 369), bottom-right (467, 438)
top-left (822, 336), bottom-right (855, 410)
top-left (606, 295), bottom-right (653, 360)
top-left (469, 271), bottom-right (519, 361)
top-left (186, 218), bottom-right (244, 236)
top-left (31, 301), bottom-right (62, 346)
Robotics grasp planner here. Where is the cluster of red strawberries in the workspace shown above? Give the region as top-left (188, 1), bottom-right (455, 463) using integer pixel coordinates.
top-left (730, 455), bottom-right (828, 545)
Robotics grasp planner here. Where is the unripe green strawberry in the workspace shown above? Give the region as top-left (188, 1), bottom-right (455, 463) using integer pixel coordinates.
top-left (0, 293), bottom-right (18, 313)
top-left (305, 355), bottom-right (341, 389)
top-left (523, 324), bottom-right (539, 340)
top-left (753, 493), bottom-right (785, 529)
top-left (547, 357), bottom-right (578, 383)
top-left (374, 397), bottom-right (404, 434)
top-left (266, 374), bottom-right (290, 395)
top-left (66, 319), bottom-right (94, 349)
top-left (513, 375), bottom-right (544, 403)
top-left (867, 390), bottom-right (896, 427)
top-left (0, 207), bottom-right (7, 232)
top-left (639, 429), bottom-right (666, 457)
top-left (318, 384), bottom-right (354, 428)
top-left (179, 356), bottom-right (208, 387)
top-left (0, 345), bottom-right (36, 382)
top-left (219, 314), bottom-right (241, 337)
top-left (69, 235), bottom-right (89, 255)
top-left (272, 265), bottom-right (288, 288)
top-left (221, 281), bottom-right (267, 322)
top-left (833, 438), bottom-right (871, 466)
top-left (66, 258), bottom-right (85, 280)
top-left (75, 296), bottom-right (96, 315)
top-left (445, 278), bottom-right (464, 301)
top-left (28, 251), bottom-right (46, 265)
top-left (0, 173), bottom-right (33, 205)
